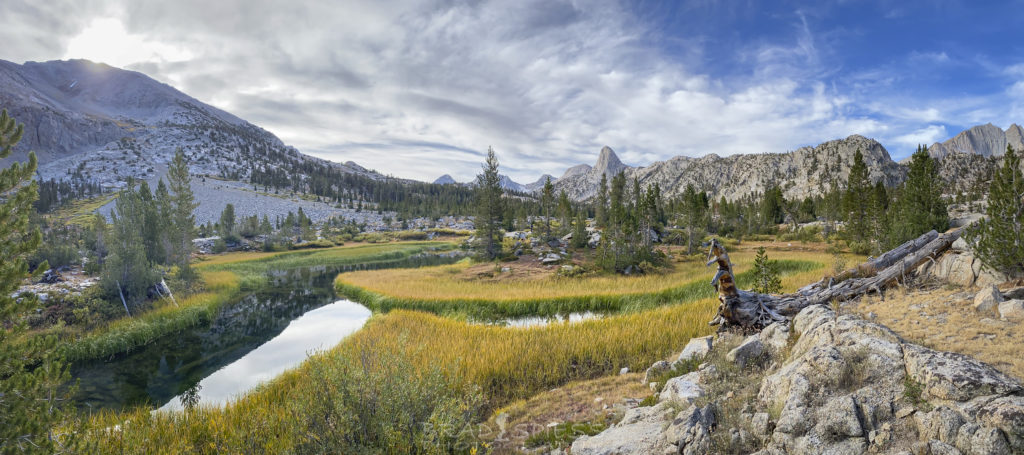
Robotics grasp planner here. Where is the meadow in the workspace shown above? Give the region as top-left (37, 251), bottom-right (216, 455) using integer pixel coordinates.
top-left (48, 241), bottom-right (452, 362)
top-left (79, 243), bottom-right (846, 453)
top-left (335, 247), bottom-right (845, 319)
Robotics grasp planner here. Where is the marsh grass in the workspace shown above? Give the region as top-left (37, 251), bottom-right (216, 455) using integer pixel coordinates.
top-left (337, 250), bottom-right (827, 320)
top-left (78, 244), bottom-right (838, 453)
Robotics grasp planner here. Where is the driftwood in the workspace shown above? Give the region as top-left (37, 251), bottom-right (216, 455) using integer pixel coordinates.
top-left (707, 229), bottom-right (961, 329)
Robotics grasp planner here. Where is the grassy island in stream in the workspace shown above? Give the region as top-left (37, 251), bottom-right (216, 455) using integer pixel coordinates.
top-left (335, 246), bottom-right (845, 320)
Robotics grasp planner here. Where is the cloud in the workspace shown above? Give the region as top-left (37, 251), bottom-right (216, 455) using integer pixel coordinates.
top-left (891, 125), bottom-right (948, 149)
top-left (1, 0), bottom-right (1021, 182)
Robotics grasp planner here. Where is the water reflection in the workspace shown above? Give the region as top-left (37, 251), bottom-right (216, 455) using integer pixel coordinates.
top-left (71, 252), bottom-right (464, 412)
top-left (486, 312), bottom-right (601, 328)
top-left (159, 300), bottom-right (370, 411)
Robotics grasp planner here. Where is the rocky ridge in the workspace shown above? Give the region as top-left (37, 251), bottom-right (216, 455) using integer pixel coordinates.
top-left (0, 59), bottom-right (379, 190)
top-left (928, 123), bottom-right (1024, 159)
top-left (554, 135), bottom-right (908, 202)
top-left (572, 301), bottom-right (1024, 455)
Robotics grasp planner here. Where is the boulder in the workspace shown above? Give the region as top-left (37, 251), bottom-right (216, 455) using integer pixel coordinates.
top-left (915, 406), bottom-right (966, 445)
top-left (947, 254), bottom-right (977, 287)
top-left (658, 372), bottom-right (704, 404)
top-left (903, 344), bottom-right (1023, 402)
top-left (974, 285), bottom-right (1004, 313)
top-left (974, 395), bottom-right (1024, 452)
top-left (571, 402), bottom-right (675, 455)
top-left (540, 254), bottom-right (561, 264)
top-left (675, 336), bottom-right (714, 364)
top-left (726, 334), bottom-right (764, 368)
top-left (643, 360), bottom-right (671, 384)
top-left (759, 322), bottom-right (790, 354)
top-left (663, 404), bottom-right (715, 454)
top-left (997, 299), bottom-right (1024, 321)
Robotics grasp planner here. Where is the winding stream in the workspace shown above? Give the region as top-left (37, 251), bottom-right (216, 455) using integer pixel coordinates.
top-left (71, 253), bottom-right (462, 412)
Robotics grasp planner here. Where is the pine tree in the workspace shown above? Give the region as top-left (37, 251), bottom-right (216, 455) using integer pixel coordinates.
top-left (474, 147), bottom-right (504, 259)
top-left (571, 211), bottom-right (588, 249)
top-left (751, 247), bottom-right (782, 294)
top-left (595, 173), bottom-right (609, 229)
top-left (540, 177), bottom-right (554, 240)
top-left (219, 203), bottom-right (236, 238)
top-left (965, 145), bottom-right (1024, 277)
top-left (167, 148), bottom-right (197, 276)
top-left (1, 109), bottom-right (82, 452)
top-left (890, 145), bottom-right (948, 246)
top-left (843, 149), bottom-right (874, 252)
top-left (679, 184), bottom-right (708, 254)
top-left (104, 182), bottom-right (159, 304)
top-left (869, 181), bottom-right (889, 254)
top-left (557, 190), bottom-right (572, 236)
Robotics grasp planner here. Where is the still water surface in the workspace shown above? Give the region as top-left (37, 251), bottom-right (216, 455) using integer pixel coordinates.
top-left (72, 253), bottom-right (461, 412)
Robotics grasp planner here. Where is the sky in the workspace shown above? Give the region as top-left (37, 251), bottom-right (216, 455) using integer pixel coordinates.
top-left (3, 0), bottom-right (1024, 183)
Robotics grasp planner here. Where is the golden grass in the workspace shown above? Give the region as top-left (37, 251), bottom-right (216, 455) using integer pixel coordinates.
top-left (337, 249), bottom-right (844, 301)
top-left (79, 244), bottom-right (840, 453)
top-left (851, 286), bottom-right (1024, 380)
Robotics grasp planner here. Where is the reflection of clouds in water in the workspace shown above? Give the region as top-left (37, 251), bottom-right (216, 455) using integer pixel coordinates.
top-left (160, 300), bottom-right (370, 412)
top-left (498, 312), bottom-right (599, 328)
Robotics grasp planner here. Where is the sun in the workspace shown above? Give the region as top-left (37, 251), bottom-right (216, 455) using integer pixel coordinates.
top-left (63, 17), bottom-right (193, 67)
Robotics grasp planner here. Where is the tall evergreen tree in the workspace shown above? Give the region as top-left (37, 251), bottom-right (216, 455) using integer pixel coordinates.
top-left (474, 147), bottom-right (504, 259)
top-left (843, 149), bottom-right (874, 251)
top-left (890, 145), bottom-right (948, 246)
top-left (219, 203), bottom-right (236, 238)
top-left (557, 190), bottom-right (572, 236)
top-left (104, 181), bottom-right (159, 304)
top-left (540, 177), bottom-right (554, 240)
top-left (595, 173), bottom-right (609, 229)
top-left (0, 108), bottom-right (83, 452)
top-left (965, 145), bottom-right (1024, 277)
top-left (571, 211), bottom-right (588, 249)
top-left (679, 184), bottom-right (708, 254)
top-left (167, 148), bottom-right (197, 275)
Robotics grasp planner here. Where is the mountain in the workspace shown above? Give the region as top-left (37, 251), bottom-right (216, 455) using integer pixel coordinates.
top-left (928, 123), bottom-right (1024, 159)
top-left (554, 136), bottom-right (906, 201)
top-left (523, 174), bottom-right (555, 192)
top-left (433, 174), bottom-right (457, 185)
top-left (560, 164), bottom-right (592, 179)
top-left (0, 59), bottom-right (377, 190)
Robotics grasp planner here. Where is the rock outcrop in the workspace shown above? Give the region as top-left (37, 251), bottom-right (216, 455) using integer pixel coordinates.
top-left (573, 304), bottom-right (1024, 455)
top-left (928, 123), bottom-right (1024, 159)
top-left (554, 135), bottom-right (907, 202)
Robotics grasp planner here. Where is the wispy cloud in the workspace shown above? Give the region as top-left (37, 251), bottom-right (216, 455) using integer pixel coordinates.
top-left (1, 0), bottom-right (1022, 181)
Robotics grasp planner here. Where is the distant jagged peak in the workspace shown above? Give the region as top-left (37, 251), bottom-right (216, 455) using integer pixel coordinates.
top-left (524, 174), bottom-right (556, 192)
top-left (592, 145), bottom-right (627, 177)
top-left (928, 122), bottom-right (1019, 159)
top-left (433, 174), bottom-right (457, 185)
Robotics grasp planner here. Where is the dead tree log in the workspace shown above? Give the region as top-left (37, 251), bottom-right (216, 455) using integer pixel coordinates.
top-left (707, 229), bottom-right (960, 329)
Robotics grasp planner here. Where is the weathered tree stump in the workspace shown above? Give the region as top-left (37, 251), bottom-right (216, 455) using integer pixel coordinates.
top-left (707, 229), bottom-right (960, 329)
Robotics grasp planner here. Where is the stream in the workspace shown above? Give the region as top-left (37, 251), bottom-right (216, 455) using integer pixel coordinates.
top-left (71, 253), bottom-right (463, 412)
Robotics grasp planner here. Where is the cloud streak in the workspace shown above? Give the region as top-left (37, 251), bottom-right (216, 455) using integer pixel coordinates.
top-left (1, 0), bottom-right (1022, 182)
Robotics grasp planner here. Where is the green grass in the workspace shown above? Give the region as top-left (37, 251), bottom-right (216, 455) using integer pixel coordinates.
top-left (336, 259), bottom-right (822, 320)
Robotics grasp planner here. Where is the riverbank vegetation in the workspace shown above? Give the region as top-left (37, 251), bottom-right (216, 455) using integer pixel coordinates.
top-left (335, 246), bottom-right (841, 319)
top-left (24, 241), bottom-right (453, 363)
